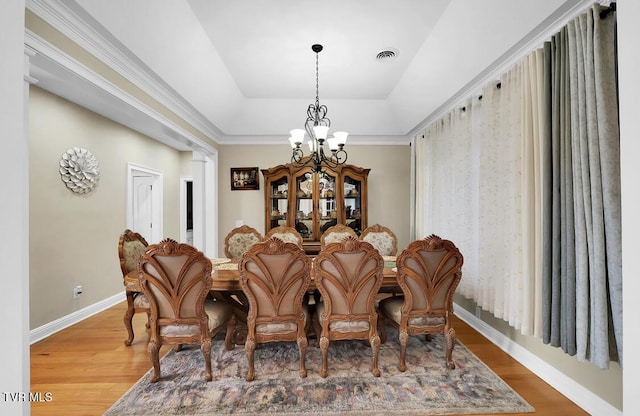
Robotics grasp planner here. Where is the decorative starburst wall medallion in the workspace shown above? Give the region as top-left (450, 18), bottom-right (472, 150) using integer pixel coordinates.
top-left (59, 147), bottom-right (100, 194)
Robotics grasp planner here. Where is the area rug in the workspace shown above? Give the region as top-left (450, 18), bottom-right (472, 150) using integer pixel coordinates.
top-left (105, 326), bottom-right (533, 416)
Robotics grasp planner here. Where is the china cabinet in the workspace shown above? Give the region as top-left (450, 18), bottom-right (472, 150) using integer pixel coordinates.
top-left (262, 160), bottom-right (370, 254)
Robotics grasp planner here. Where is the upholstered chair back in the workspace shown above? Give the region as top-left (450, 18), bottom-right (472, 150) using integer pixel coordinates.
top-left (316, 241), bottom-right (381, 318)
top-left (241, 238), bottom-right (311, 330)
top-left (119, 229), bottom-right (148, 275)
top-left (359, 224), bottom-right (398, 256)
top-left (265, 225), bottom-right (303, 248)
top-left (224, 225), bottom-right (263, 259)
top-left (139, 240), bottom-right (212, 334)
top-left (320, 223), bottom-right (358, 250)
top-left (397, 235), bottom-right (463, 313)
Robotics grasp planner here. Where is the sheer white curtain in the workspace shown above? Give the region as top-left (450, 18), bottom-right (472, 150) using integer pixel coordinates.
top-left (415, 49), bottom-right (546, 337)
top-left (520, 50), bottom-right (546, 337)
top-left (417, 102), bottom-right (479, 301)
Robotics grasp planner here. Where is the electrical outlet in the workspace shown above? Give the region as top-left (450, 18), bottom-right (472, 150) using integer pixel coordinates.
top-left (73, 285), bottom-right (83, 299)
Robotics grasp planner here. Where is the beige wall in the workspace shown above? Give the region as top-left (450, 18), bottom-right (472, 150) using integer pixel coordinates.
top-left (29, 87), bottom-right (184, 329)
top-left (216, 144), bottom-right (412, 257)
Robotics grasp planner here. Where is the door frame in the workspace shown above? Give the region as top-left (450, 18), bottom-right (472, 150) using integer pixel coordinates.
top-left (191, 150), bottom-right (219, 257)
top-left (127, 163), bottom-right (163, 243)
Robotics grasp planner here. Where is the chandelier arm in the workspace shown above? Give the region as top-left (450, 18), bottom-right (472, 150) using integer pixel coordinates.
top-left (291, 147), bottom-right (306, 165)
top-left (333, 149), bottom-right (348, 165)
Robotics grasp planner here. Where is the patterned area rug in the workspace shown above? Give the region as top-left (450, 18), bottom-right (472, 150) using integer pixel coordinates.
top-left (105, 326), bottom-right (533, 416)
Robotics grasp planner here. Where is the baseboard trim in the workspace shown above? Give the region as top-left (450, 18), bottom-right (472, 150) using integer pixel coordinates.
top-left (454, 303), bottom-right (622, 416)
top-left (30, 292), bottom-right (125, 345)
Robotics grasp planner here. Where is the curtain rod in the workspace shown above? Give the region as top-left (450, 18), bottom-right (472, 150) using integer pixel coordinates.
top-left (600, 2), bottom-right (616, 19)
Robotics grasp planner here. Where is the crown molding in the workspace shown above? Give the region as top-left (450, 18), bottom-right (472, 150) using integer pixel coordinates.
top-left (25, 29), bottom-right (217, 154)
top-left (215, 134), bottom-right (411, 146)
top-left (26, 0), bottom-right (225, 143)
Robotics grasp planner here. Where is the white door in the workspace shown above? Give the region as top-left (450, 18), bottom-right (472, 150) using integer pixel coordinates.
top-left (132, 174), bottom-right (155, 241)
top-left (127, 164), bottom-right (163, 243)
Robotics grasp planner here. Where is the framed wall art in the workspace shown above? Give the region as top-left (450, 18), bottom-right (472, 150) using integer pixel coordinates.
top-left (230, 167), bottom-right (259, 190)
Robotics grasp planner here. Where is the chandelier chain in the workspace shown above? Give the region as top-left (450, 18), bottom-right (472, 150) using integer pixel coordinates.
top-left (315, 50), bottom-right (320, 113)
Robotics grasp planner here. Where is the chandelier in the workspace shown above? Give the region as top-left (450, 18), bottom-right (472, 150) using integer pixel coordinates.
top-left (289, 44), bottom-right (348, 173)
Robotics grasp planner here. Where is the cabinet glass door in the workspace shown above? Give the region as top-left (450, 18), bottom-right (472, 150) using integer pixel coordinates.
top-left (295, 172), bottom-right (314, 240)
top-left (343, 175), bottom-right (363, 235)
top-left (318, 172), bottom-right (337, 239)
top-left (268, 176), bottom-right (288, 230)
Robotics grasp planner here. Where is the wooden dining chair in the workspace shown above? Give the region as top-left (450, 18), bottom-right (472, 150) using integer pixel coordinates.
top-left (378, 234), bottom-right (463, 371)
top-left (265, 225), bottom-right (303, 248)
top-left (118, 229), bottom-right (150, 346)
top-left (138, 238), bottom-right (234, 382)
top-left (314, 237), bottom-right (384, 377)
top-left (240, 237), bottom-right (312, 381)
top-left (224, 225), bottom-right (263, 260)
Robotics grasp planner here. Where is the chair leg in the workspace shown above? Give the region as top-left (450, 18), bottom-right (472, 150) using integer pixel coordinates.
top-left (311, 313), bottom-right (322, 348)
top-left (297, 335), bottom-right (308, 378)
top-left (245, 338), bottom-right (256, 382)
top-left (399, 328), bottom-right (409, 372)
top-left (148, 340), bottom-right (161, 383)
top-left (224, 315), bottom-right (236, 351)
top-left (202, 338), bottom-right (213, 382)
top-left (445, 327), bottom-right (456, 369)
top-left (377, 315), bottom-right (387, 344)
top-left (319, 335), bottom-right (329, 378)
top-left (123, 292), bottom-right (136, 346)
top-left (370, 333), bottom-right (381, 377)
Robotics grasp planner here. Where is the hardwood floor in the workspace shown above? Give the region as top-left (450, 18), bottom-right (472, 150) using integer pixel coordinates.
top-left (30, 301), bottom-right (588, 415)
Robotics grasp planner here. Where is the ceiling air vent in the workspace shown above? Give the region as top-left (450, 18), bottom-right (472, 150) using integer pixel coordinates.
top-left (376, 48), bottom-right (398, 62)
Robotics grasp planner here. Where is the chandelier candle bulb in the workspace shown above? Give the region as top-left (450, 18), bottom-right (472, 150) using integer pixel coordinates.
top-left (290, 129), bottom-right (305, 148)
top-left (327, 137), bottom-right (339, 151)
top-left (333, 131), bottom-right (348, 146)
top-left (328, 131), bottom-right (348, 151)
top-left (313, 125), bottom-right (329, 140)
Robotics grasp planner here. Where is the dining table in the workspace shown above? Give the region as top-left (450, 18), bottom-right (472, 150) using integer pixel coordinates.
top-left (209, 256), bottom-right (400, 346)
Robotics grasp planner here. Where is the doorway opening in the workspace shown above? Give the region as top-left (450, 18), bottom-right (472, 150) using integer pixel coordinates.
top-left (180, 177), bottom-right (193, 245)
